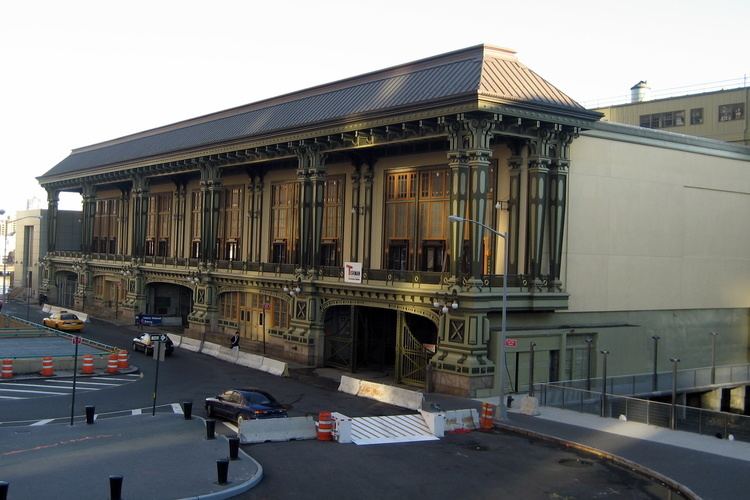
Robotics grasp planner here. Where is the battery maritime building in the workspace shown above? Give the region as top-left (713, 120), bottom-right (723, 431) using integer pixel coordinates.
top-left (37, 45), bottom-right (750, 397)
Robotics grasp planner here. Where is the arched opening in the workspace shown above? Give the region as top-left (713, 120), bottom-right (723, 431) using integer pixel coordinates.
top-left (323, 305), bottom-right (438, 388)
top-left (144, 282), bottom-right (192, 327)
top-left (54, 270), bottom-right (77, 308)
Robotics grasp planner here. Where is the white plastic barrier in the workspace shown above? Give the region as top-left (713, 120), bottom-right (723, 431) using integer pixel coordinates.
top-left (166, 333), bottom-right (182, 347)
top-left (236, 352), bottom-right (264, 370)
top-left (200, 341), bottom-right (220, 357)
top-left (443, 408), bottom-right (479, 433)
top-left (331, 412), bottom-right (353, 443)
top-left (239, 416), bottom-right (317, 444)
top-left (419, 409), bottom-right (445, 437)
top-left (261, 357), bottom-right (288, 377)
top-left (357, 379), bottom-right (424, 410)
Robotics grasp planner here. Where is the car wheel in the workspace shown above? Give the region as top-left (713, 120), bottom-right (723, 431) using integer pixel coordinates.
top-left (132, 342), bottom-right (138, 351)
top-left (237, 414), bottom-right (250, 427)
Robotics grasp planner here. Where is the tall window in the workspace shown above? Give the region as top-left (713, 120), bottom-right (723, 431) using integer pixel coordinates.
top-left (190, 191), bottom-right (203, 259)
top-left (270, 182), bottom-right (299, 264)
top-left (321, 175), bottom-right (345, 266)
top-left (690, 108), bottom-right (704, 125)
top-left (384, 164), bottom-right (495, 272)
top-left (217, 186), bottom-right (243, 261)
top-left (146, 193), bottom-right (172, 257)
top-left (93, 198), bottom-right (119, 254)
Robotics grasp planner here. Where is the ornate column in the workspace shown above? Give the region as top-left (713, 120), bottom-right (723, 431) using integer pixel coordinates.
top-left (118, 189), bottom-right (129, 256)
top-left (81, 183), bottom-right (96, 255)
top-left (296, 145), bottom-right (326, 272)
top-left (252, 173), bottom-right (264, 263)
top-left (199, 164), bottom-right (222, 264)
top-left (465, 117), bottom-right (494, 282)
top-left (350, 163), bottom-right (361, 261)
top-left (526, 130), bottom-right (552, 284)
top-left (45, 187), bottom-right (58, 253)
top-left (361, 160), bottom-right (374, 270)
top-left (446, 121), bottom-right (469, 280)
top-left (547, 131), bottom-right (574, 289)
top-left (131, 174), bottom-right (150, 260)
top-left (187, 269), bottom-right (218, 336)
top-left (507, 145), bottom-right (524, 275)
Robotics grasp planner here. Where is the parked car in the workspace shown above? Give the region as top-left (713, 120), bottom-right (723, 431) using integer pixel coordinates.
top-left (132, 332), bottom-right (174, 356)
top-left (43, 311), bottom-right (84, 332)
top-left (205, 388), bottom-right (288, 425)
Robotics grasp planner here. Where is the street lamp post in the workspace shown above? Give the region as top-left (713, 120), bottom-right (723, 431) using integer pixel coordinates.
top-left (585, 337), bottom-right (593, 391)
top-left (599, 349), bottom-right (610, 417)
top-left (669, 357), bottom-right (681, 430)
top-left (448, 214), bottom-right (508, 421)
top-left (651, 335), bottom-right (660, 392)
top-left (710, 331), bottom-right (718, 385)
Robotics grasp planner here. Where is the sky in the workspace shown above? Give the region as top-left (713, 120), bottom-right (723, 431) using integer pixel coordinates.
top-left (0, 0), bottom-right (747, 217)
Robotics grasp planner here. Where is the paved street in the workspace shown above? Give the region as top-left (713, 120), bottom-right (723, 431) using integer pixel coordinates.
top-left (0, 300), bottom-right (732, 499)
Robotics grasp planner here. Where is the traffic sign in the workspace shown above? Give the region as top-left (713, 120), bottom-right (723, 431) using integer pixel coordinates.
top-left (504, 338), bottom-right (518, 348)
top-left (149, 334), bottom-right (167, 342)
top-left (263, 303), bottom-right (271, 310)
top-left (71, 336), bottom-right (82, 345)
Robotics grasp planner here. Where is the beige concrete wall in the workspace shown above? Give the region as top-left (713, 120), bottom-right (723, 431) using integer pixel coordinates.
top-left (567, 134), bottom-right (750, 312)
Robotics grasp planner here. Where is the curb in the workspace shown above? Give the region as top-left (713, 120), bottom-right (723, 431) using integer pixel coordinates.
top-left (495, 422), bottom-right (700, 500)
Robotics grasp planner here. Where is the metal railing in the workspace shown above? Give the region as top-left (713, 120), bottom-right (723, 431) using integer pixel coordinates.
top-left (538, 383), bottom-right (750, 442)
top-left (553, 363), bottom-right (750, 396)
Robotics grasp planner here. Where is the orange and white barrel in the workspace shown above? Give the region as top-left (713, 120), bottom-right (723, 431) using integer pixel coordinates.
top-left (81, 354), bottom-right (95, 374)
top-left (316, 411), bottom-right (333, 441)
top-left (40, 356), bottom-right (54, 377)
top-left (106, 353), bottom-right (119, 374)
top-left (1, 359), bottom-right (13, 379)
top-left (117, 350), bottom-right (129, 369)
top-left (479, 402), bottom-right (496, 430)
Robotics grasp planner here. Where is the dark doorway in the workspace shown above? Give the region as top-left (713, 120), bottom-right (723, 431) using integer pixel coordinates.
top-left (324, 306), bottom-right (397, 374)
top-left (144, 283), bottom-right (192, 326)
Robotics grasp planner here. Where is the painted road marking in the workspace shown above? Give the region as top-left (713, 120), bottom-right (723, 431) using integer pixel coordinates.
top-left (0, 395), bottom-right (23, 399)
top-left (171, 403), bottom-right (183, 414)
top-left (91, 377), bottom-right (134, 382)
top-left (30, 419), bottom-right (55, 426)
top-left (2, 383), bottom-right (97, 391)
top-left (0, 388), bottom-right (69, 395)
top-left (132, 409), bottom-right (142, 415)
top-left (45, 380), bottom-right (120, 387)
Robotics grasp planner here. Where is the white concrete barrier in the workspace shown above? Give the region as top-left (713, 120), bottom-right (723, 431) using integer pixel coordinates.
top-left (419, 410), bottom-right (445, 437)
top-left (200, 341), bottom-right (220, 357)
top-left (239, 416), bottom-right (317, 444)
top-left (180, 337), bottom-right (202, 352)
top-left (357, 380), bottom-right (424, 410)
top-left (236, 352), bottom-right (264, 370)
top-left (338, 375), bottom-right (361, 396)
top-left (443, 409), bottom-right (479, 433)
top-left (166, 333), bottom-right (182, 347)
top-left (261, 357), bottom-right (288, 377)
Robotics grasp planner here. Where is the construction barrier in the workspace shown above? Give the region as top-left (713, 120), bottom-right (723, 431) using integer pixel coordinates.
top-left (40, 356), bottom-right (54, 376)
top-left (238, 416), bottom-right (317, 444)
top-left (106, 353), bottom-right (119, 374)
top-left (331, 412), bottom-right (353, 443)
top-left (316, 411), bottom-right (333, 441)
top-left (480, 402), bottom-right (496, 430)
top-left (1, 359), bottom-right (12, 379)
top-left (81, 354), bottom-right (95, 374)
top-left (117, 350), bottom-right (129, 369)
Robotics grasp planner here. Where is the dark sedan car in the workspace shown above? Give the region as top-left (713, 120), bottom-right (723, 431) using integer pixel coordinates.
top-left (205, 388), bottom-right (288, 425)
top-left (131, 332), bottom-right (174, 356)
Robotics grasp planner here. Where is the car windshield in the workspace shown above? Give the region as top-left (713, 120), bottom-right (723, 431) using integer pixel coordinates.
top-left (61, 314), bottom-right (79, 320)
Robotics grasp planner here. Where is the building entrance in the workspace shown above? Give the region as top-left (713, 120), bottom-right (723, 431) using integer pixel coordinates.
top-left (144, 283), bottom-right (192, 326)
top-left (323, 306), bottom-right (437, 388)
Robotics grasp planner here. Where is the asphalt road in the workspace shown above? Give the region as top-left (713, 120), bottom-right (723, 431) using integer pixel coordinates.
top-left (1, 301), bottom-right (680, 499)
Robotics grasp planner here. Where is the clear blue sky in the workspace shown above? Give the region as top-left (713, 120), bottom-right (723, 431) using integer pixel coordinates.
top-left (1, 0), bottom-right (747, 214)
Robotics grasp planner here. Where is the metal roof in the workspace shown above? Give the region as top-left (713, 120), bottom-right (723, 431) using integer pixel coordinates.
top-left (40, 44), bottom-right (595, 180)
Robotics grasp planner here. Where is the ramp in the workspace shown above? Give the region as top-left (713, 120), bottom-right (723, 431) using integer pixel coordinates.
top-left (350, 414), bottom-right (439, 445)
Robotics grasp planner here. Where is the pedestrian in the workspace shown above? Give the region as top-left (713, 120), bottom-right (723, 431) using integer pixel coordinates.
top-left (230, 331), bottom-right (240, 352)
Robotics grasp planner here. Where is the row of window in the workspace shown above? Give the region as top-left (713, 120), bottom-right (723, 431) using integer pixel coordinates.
top-left (86, 163), bottom-right (498, 273)
top-left (640, 103), bottom-right (745, 129)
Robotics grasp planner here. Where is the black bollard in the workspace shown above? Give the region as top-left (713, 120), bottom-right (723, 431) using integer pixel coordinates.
top-left (109, 475), bottom-right (123, 500)
top-left (228, 436), bottom-right (240, 460)
top-left (506, 395), bottom-right (514, 409)
top-left (85, 405), bottom-right (95, 425)
top-left (0, 480), bottom-right (8, 500)
top-left (206, 419), bottom-right (216, 439)
top-left (216, 459), bottom-right (229, 485)
top-left (181, 401), bottom-right (193, 420)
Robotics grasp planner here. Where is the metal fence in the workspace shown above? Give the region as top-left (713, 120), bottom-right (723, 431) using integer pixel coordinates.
top-left (538, 383), bottom-right (750, 443)
top-left (554, 364), bottom-right (750, 396)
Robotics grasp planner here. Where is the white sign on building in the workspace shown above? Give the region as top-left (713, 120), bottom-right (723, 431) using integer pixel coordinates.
top-left (344, 262), bottom-right (362, 284)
